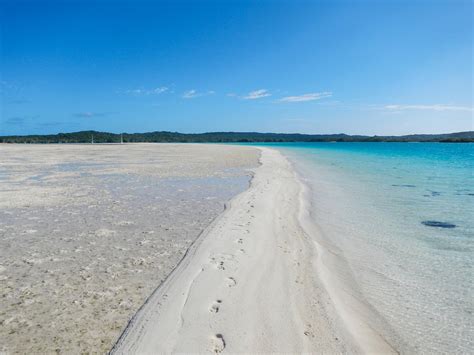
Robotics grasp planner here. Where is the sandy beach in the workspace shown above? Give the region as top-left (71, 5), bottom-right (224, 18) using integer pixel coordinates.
top-left (112, 147), bottom-right (395, 353)
top-left (2, 1), bottom-right (471, 352)
top-left (0, 143), bottom-right (258, 353)
top-left (1, 143), bottom-right (398, 353)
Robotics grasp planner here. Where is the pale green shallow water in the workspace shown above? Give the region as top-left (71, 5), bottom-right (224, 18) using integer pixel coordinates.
top-left (249, 143), bottom-right (473, 353)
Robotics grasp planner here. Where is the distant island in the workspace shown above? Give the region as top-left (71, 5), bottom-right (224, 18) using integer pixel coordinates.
top-left (0, 130), bottom-right (473, 143)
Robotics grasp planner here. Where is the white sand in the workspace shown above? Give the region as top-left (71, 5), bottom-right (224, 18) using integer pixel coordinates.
top-left (112, 147), bottom-right (395, 353)
top-left (0, 143), bottom-right (259, 353)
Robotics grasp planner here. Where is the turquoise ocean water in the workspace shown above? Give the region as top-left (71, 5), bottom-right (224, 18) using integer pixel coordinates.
top-left (256, 143), bottom-right (473, 353)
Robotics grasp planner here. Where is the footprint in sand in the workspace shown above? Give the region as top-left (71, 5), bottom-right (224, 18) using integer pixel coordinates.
top-left (209, 257), bottom-right (225, 270)
top-left (304, 324), bottom-right (315, 338)
top-left (209, 300), bottom-right (222, 313)
top-left (226, 277), bottom-right (237, 287)
top-left (210, 254), bottom-right (236, 271)
top-left (211, 333), bottom-right (226, 353)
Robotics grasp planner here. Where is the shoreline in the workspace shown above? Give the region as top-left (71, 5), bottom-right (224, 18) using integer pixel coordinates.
top-left (283, 144), bottom-right (474, 354)
top-left (111, 147), bottom-right (395, 353)
top-left (294, 161), bottom-right (397, 354)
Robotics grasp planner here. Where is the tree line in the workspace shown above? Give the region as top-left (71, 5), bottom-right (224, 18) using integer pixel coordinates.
top-left (0, 130), bottom-right (473, 143)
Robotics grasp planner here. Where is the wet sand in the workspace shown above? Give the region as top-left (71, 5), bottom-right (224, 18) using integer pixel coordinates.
top-left (0, 143), bottom-right (259, 353)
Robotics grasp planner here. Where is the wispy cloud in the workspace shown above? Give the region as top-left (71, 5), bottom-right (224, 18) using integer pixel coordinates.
top-left (183, 90), bottom-right (198, 99)
top-left (4, 116), bottom-right (28, 126)
top-left (3, 115), bottom-right (39, 126)
top-left (182, 89), bottom-right (215, 99)
top-left (73, 112), bottom-right (111, 118)
top-left (124, 86), bottom-right (168, 95)
top-left (384, 104), bottom-right (473, 112)
top-left (242, 89), bottom-right (271, 100)
top-left (279, 92), bottom-right (332, 102)
top-left (1, 80), bottom-right (24, 96)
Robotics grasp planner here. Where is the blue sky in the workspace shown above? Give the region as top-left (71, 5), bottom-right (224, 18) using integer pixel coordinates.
top-left (1, 0), bottom-right (472, 135)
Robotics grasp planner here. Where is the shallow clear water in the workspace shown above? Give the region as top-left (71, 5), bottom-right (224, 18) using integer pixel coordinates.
top-left (256, 143), bottom-right (473, 353)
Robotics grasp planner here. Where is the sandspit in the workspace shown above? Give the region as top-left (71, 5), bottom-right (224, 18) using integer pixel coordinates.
top-left (112, 147), bottom-right (395, 353)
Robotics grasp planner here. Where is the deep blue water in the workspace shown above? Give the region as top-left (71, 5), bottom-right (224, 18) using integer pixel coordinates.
top-left (248, 142), bottom-right (474, 353)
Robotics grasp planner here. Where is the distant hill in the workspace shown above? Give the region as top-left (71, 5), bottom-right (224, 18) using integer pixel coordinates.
top-left (0, 130), bottom-right (473, 143)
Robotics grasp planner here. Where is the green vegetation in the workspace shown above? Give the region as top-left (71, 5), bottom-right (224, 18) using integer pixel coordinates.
top-left (0, 130), bottom-right (473, 144)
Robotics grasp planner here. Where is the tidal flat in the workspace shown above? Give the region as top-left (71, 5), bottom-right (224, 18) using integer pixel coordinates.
top-left (0, 143), bottom-right (259, 353)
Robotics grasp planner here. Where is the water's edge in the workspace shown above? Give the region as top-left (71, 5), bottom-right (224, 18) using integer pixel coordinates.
top-left (287, 152), bottom-right (402, 353)
top-left (271, 142), bottom-right (473, 354)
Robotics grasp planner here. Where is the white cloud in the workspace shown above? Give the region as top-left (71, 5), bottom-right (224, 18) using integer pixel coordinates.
top-left (182, 89), bottom-right (215, 99)
top-left (243, 89), bottom-right (271, 100)
top-left (182, 89), bottom-right (198, 98)
top-left (384, 104), bottom-right (473, 112)
top-left (126, 89), bottom-right (143, 95)
top-left (279, 92), bottom-right (332, 102)
top-left (73, 112), bottom-right (110, 118)
top-left (125, 87), bottom-right (168, 95)
top-left (150, 87), bottom-right (168, 94)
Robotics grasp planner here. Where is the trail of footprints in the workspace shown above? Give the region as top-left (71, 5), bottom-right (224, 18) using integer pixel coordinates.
top-left (209, 298), bottom-right (227, 352)
top-left (207, 259), bottom-right (236, 351)
top-left (206, 251), bottom-right (239, 353)
top-left (206, 195), bottom-right (257, 352)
